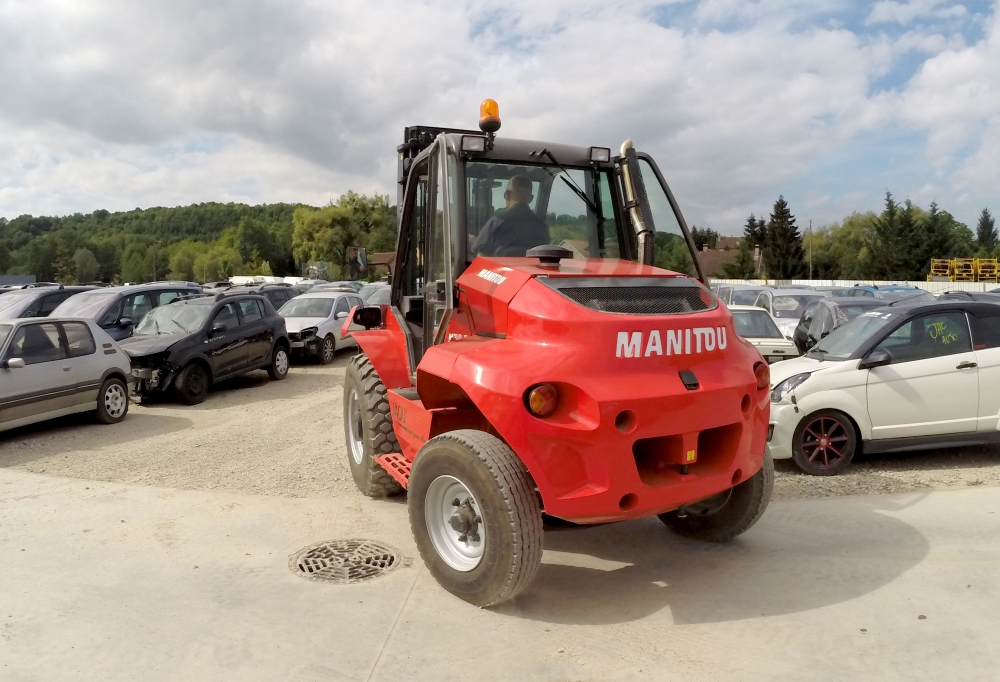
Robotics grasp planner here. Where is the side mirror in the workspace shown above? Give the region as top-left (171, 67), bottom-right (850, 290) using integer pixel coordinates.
top-left (118, 318), bottom-right (133, 328)
top-left (352, 306), bottom-right (382, 330)
top-left (860, 348), bottom-right (891, 370)
top-left (212, 322), bottom-right (228, 335)
top-left (4, 357), bottom-right (25, 369)
top-left (335, 311), bottom-right (348, 320)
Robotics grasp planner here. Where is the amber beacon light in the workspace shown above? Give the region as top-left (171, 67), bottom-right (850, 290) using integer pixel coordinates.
top-left (479, 99), bottom-right (501, 133)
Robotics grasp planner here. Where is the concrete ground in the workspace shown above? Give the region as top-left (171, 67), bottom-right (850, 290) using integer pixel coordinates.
top-left (2, 467), bottom-right (998, 682)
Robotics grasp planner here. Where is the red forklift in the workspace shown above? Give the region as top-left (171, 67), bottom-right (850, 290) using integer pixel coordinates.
top-left (342, 101), bottom-right (772, 606)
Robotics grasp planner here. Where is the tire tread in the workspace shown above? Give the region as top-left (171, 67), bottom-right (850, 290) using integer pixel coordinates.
top-left (346, 354), bottom-right (403, 497)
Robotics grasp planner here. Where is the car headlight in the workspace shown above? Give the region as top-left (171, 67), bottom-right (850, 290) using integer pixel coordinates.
top-left (771, 373), bottom-right (811, 403)
top-left (300, 327), bottom-right (318, 338)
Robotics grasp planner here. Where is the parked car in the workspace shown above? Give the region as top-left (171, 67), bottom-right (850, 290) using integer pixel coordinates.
top-left (814, 286), bottom-right (853, 297)
top-left (0, 318), bottom-right (130, 433)
top-left (278, 290), bottom-right (363, 364)
top-left (750, 288), bottom-right (824, 338)
top-left (0, 286), bottom-right (96, 320)
top-left (359, 282), bottom-right (390, 302)
top-left (792, 297), bottom-right (885, 353)
top-left (50, 283), bottom-right (204, 341)
top-left (364, 285), bottom-right (391, 306)
top-left (120, 293), bottom-right (290, 405)
top-left (726, 284), bottom-right (771, 306)
top-left (937, 290), bottom-right (1000, 304)
top-left (711, 282), bottom-right (734, 303)
top-left (847, 284), bottom-right (935, 302)
top-left (291, 279), bottom-right (329, 295)
top-left (774, 283), bottom-right (815, 290)
top-left (322, 280), bottom-right (365, 292)
top-left (768, 300), bottom-right (1000, 475)
top-left (728, 305), bottom-right (800, 363)
top-left (225, 283), bottom-right (298, 312)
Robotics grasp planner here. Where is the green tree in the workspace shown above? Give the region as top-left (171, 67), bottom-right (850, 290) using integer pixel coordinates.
top-left (763, 196), bottom-right (805, 279)
top-left (292, 192), bottom-right (395, 280)
top-left (977, 208), bottom-right (997, 250)
top-left (720, 239), bottom-right (757, 278)
top-left (914, 202), bottom-right (954, 278)
top-left (0, 241), bottom-right (10, 274)
top-left (653, 232), bottom-right (696, 276)
top-left (73, 248), bottom-right (100, 283)
top-left (193, 245), bottom-right (244, 282)
top-left (690, 226), bottom-right (719, 251)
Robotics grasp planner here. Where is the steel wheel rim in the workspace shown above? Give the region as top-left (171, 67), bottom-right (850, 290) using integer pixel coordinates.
top-left (347, 388), bottom-right (365, 465)
top-left (322, 338), bottom-right (335, 362)
top-left (189, 368), bottom-right (205, 395)
top-left (801, 416), bottom-right (850, 469)
top-left (275, 349), bottom-right (289, 375)
top-left (104, 384), bottom-right (127, 418)
top-left (424, 475), bottom-right (485, 572)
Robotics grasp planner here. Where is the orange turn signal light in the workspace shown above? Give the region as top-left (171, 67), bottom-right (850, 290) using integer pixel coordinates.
top-left (525, 383), bottom-right (558, 418)
top-left (754, 362), bottom-right (770, 391)
top-left (479, 98), bottom-right (501, 133)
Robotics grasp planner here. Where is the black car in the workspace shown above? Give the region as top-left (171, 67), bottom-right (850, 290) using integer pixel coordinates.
top-left (792, 297), bottom-right (885, 353)
top-left (51, 282), bottom-right (204, 340)
top-left (225, 283), bottom-right (298, 312)
top-left (0, 285), bottom-right (96, 319)
top-left (120, 293), bottom-right (290, 404)
top-left (939, 290), bottom-right (1000, 303)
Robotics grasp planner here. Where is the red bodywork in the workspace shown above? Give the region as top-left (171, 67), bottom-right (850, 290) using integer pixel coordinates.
top-left (350, 257), bottom-right (769, 524)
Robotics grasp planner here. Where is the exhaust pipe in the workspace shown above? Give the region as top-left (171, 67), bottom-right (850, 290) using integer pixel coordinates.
top-left (619, 139), bottom-right (654, 265)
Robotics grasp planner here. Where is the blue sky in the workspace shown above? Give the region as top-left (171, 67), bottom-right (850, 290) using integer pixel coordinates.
top-left (0, 0), bottom-right (997, 234)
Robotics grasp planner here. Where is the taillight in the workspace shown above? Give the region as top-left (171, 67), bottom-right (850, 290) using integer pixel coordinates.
top-left (525, 383), bottom-right (559, 417)
top-left (754, 362), bottom-right (770, 391)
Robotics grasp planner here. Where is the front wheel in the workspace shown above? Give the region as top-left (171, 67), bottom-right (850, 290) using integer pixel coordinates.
top-left (268, 344), bottom-right (290, 380)
top-left (175, 363), bottom-right (209, 405)
top-left (319, 335), bottom-right (336, 365)
top-left (408, 430), bottom-right (543, 607)
top-left (96, 377), bottom-right (129, 424)
top-left (658, 454), bottom-right (773, 542)
top-left (791, 409), bottom-right (857, 476)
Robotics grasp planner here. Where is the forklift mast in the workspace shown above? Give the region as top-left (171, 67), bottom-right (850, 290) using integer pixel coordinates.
top-left (396, 126), bottom-right (478, 218)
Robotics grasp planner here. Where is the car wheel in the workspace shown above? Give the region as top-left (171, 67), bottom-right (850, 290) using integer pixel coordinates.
top-left (96, 377), bottom-right (129, 424)
top-left (792, 409), bottom-right (857, 475)
top-left (408, 430), bottom-right (543, 607)
top-left (343, 354), bottom-right (404, 497)
top-left (319, 335), bottom-right (336, 365)
top-left (658, 454), bottom-right (773, 542)
top-left (268, 344), bottom-right (290, 380)
top-left (175, 362), bottom-right (210, 405)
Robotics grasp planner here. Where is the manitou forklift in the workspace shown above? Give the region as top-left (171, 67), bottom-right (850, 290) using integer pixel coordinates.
top-left (342, 100), bottom-right (772, 606)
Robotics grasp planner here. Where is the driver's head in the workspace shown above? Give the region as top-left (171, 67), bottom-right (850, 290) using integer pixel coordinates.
top-left (504, 175), bottom-right (533, 208)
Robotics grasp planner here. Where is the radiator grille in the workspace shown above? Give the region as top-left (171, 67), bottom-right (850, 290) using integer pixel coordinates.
top-left (558, 286), bottom-right (713, 315)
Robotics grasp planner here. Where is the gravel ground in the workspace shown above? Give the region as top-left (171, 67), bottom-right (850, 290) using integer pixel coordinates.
top-left (2, 351), bottom-right (1000, 501)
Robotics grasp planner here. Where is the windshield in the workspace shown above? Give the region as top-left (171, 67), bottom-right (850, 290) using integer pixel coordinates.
top-left (0, 323), bottom-right (11, 347)
top-left (733, 310), bottom-right (783, 339)
top-left (52, 290), bottom-right (118, 318)
top-left (808, 311), bottom-right (898, 360)
top-left (0, 292), bottom-right (35, 319)
top-left (279, 297), bottom-right (335, 318)
top-left (840, 304), bottom-right (880, 320)
top-left (134, 303), bottom-right (211, 336)
top-left (731, 290), bottom-right (762, 305)
top-left (772, 295), bottom-right (822, 319)
top-left (367, 287), bottom-right (391, 305)
top-left (466, 161), bottom-right (621, 261)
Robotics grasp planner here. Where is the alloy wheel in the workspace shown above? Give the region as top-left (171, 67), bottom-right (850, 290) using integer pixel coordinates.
top-left (800, 416), bottom-right (850, 469)
top-left (104, 384), bottom-right (127, 419)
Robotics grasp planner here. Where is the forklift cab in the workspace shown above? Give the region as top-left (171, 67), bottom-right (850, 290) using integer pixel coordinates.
top-left (391, 125), bottom-right (704, 365)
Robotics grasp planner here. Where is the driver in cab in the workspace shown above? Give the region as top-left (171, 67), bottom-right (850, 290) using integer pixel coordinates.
top-left (471, 175), bottom-right (550, 257)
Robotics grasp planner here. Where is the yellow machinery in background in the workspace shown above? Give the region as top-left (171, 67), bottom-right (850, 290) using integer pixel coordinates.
top-left (979, 259), bottom-right (999, 283)
top-left (953, 258), bottom-right (976, 281)
top-left (929, 259), bottom-right (952, 280)
top-left (928, 258), bottom-right (999, 282)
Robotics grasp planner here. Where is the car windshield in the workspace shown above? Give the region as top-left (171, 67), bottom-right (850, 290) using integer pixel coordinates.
top-left (279, 297), bottom-right (335, 318)
top-left (772, 295), bottom-right (822, 318)
top-left (367, 288), bottom-right (391, 305)
top-left (0, 292), bottom-right (35, 319)
top-left (732, 310), bottom-right (783, 339)
top-left (731, 290), bottom-right (762, 305)
top-left (840, 304), bottom-right (879, 320)
top-left (360, 285), bottom-right (388, 301)
top-left (133, 303), bottom-right (211, 335)
top-left (51, 290), bottom-right (118, 318)
top-left (808, 311), bottom-right (898, 360)
top-left (0, 323), bottom-right (11, 347)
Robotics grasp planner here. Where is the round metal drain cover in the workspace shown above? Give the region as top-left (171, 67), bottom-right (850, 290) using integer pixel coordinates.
top-left (289, 539), bottom-right (405, 584)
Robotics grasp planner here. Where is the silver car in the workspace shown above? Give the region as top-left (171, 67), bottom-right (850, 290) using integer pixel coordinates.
top-left (0, 318), bottom-right (131, 433)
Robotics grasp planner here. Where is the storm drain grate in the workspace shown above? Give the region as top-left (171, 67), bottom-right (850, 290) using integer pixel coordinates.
top-left (289, 539), bottom-right (405, 584)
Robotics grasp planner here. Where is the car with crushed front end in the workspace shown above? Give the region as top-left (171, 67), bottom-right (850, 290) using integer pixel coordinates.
top-left (340, 101), bottom-right (773, 607)
top-left (120, 293), bottom-right (290, 405)
top-left (0, 318), bottom-right (130, 433)
top-left (279, 290), bottom-right (363, 364)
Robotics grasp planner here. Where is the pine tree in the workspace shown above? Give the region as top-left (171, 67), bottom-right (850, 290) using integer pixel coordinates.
top-left (977, 208), bottom-right (997, 250)
top-left (866, 192), bottom-right (904, 279)
top-left (762, 196), bottom-right (806, 279)
top-left (897, 200), bottom-right (922, 280)
top-left (743, 213), bottom-right (765, 247)
top-left (915, 201), bottom-right (953, 278)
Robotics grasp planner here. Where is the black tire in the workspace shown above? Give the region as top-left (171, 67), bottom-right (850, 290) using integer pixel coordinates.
top-left (175, 362), bottom-right (210, 405)
top-left (343, 355), bottom-right (404, 497)
top-left (791, 409), bottom-right (857, 476)
top-left (96, 377), bottom-right (129, 424)
top-left (408, 430), bottom-right (543, 607)
top-left (659, 454), bottom-right (773, 542)
top-left (319, 335), bottom-right (336, 365)
top-left (268, 343), bottom-right (290, 380)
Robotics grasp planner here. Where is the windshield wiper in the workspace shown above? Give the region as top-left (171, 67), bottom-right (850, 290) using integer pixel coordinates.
top-left (538, 148), bottom-right (601, 216)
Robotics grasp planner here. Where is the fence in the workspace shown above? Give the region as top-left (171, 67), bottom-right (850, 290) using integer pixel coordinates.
top-left (708, 278), bottom-right (1000, 294)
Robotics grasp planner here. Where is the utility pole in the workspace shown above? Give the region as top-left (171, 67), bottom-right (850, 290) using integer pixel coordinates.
top-left (808, 219), bottom-right (813, 280)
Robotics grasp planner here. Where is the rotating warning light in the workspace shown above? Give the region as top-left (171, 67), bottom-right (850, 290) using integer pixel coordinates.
top-left (479, 99), bottom-right (501, 133)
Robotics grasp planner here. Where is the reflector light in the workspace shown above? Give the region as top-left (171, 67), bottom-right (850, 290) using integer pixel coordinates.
top-left (462, 136), bottom-right (487, 152)
top-left (479, 99), bottom-right (501, 133)
top-left (525, 383), bottom-right (558, 417)
top-left (590, 147), bottom-right (611, 163)
top-left (754, 362), bottom-right (770, 391)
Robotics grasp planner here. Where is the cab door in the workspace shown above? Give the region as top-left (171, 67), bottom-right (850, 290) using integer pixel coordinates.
top-left (866, 311), bottom-right (979, 439)
top-left (422, 141), bottom-right (458, 353)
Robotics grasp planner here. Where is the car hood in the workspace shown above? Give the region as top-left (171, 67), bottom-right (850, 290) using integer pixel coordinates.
top-left (283, 317), bottom-right (327, 333)
top-left (118, 333), bottom-right (187, 357)
top-left (768, 355), bottom-right (840, 385)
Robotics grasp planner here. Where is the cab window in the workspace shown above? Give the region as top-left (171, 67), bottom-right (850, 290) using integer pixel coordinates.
top-left (874, 312), bottom-right (971, 363)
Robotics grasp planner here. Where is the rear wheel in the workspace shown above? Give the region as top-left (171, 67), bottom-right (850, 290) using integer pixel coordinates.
top-left (792, 409), bottom-right (857, 475)
top-left (659, 454), bottom-right (773, 542)
top-left (96, 377), bottom-right (129, 424)
top-left (408, 430), bottom-right (543, 607)
top-left (268, 344), bottom-right (290, 380)
top-left (343, 355), bottom-right (403, 497)
top-left (175, 363), bottom-right (209, 405)
top-left (319, 335), bottom-right (336, 365)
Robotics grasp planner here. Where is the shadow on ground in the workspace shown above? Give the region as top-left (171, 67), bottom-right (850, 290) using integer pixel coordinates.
top-left (496, 494), bottom-right (929, 626)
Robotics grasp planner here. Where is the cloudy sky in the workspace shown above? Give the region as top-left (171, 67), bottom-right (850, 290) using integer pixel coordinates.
top-left (0, 0), bottom-right (997, 234)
